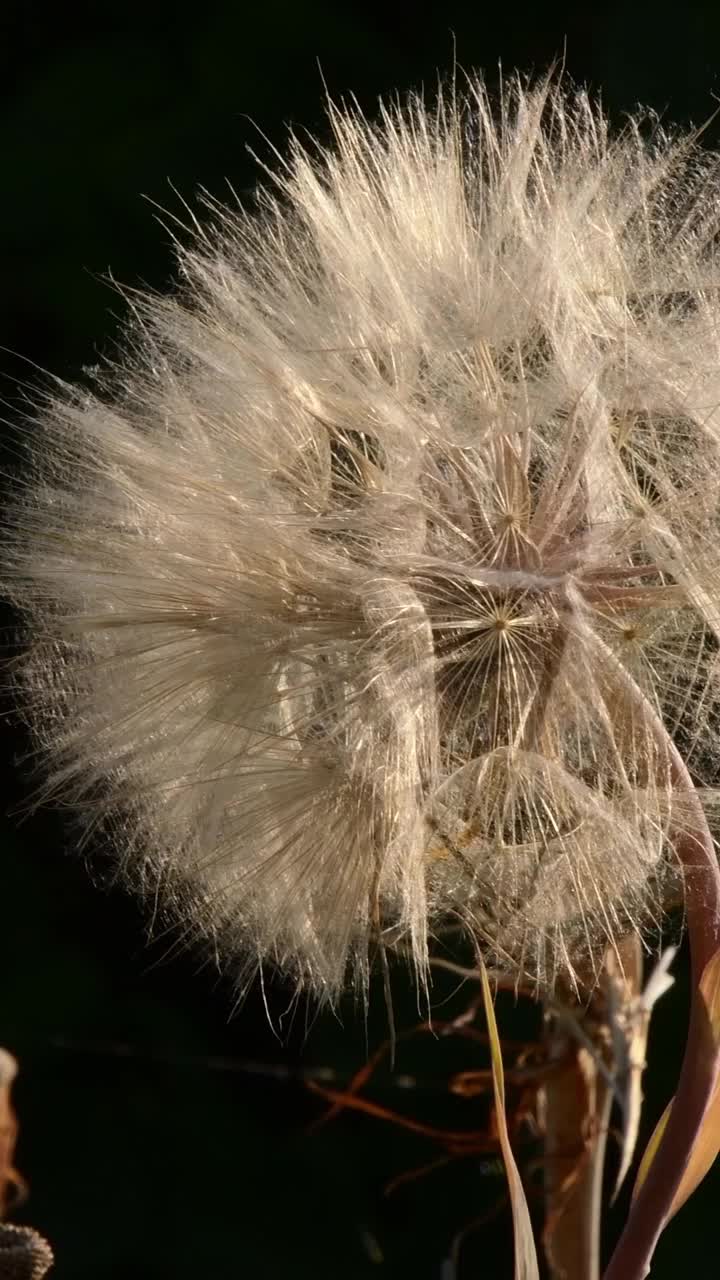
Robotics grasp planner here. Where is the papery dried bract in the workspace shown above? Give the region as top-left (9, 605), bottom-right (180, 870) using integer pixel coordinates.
top-left (6, 76), bottom-right (720, 998)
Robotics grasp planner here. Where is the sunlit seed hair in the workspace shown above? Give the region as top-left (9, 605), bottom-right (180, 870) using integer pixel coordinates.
top-left (5, 74), bottom-right (720, 1001)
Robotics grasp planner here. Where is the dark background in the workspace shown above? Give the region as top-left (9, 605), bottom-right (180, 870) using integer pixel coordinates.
top-left (1, 4), bottom-right (719, 1277)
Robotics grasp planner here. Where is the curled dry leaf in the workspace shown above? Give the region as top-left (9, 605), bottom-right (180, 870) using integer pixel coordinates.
top-left (0, 1051), bottom-right (25, 1218)
top-left (0, 1051), bottom-right (54, 1278)
top-left (633, 945), bottom-right (720, 1221)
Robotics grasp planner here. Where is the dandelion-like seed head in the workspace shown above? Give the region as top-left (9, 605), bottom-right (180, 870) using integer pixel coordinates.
top-left (6, 76), bottom-right (720, 1001)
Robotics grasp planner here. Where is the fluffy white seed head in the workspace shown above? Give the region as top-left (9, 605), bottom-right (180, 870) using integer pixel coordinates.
top-left (6, 76), bottom-right (720, 1000)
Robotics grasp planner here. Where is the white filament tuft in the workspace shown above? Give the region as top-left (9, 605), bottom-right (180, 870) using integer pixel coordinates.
top-left (6, 76), bottom-right (720, 1000)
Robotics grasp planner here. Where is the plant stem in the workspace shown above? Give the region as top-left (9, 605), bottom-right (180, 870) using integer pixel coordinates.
top-left (542, 1029), bottom-right (611, 1280)
top-left (542, 935), bottom-right (643, 1280)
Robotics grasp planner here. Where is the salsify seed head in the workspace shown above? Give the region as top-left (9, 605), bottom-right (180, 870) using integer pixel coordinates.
top-left (6, 76), bottom-right (720, 1000)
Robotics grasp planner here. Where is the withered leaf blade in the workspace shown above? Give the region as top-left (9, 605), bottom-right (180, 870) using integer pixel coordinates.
top-left (633, 946), bottom-right (720, 1219)
top-left (0, 1049), bottom-right (24, 1219)
top-left (479, 961), bottom-right (540, 1280)
top-left (0, 1050), bottom-right (53, 1278)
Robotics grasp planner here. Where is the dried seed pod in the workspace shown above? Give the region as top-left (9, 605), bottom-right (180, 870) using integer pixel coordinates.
top-left (0, 1226), bottom-right (54, 1280)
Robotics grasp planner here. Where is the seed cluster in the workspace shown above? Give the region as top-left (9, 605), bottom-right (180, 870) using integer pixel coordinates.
top-left (6, 79), bottom-right (720, 999)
